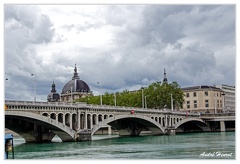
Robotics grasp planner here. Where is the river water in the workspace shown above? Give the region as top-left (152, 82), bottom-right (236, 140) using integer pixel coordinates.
top-left (10, 132), bottom-right (235, 159)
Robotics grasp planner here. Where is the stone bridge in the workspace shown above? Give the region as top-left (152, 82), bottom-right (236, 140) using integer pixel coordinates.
top-left (5, 100), bottom-right (211, 142)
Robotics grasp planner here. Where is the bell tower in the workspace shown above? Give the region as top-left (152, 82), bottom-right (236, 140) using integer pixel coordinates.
top-left (163, 68), bottom-right (168, 84)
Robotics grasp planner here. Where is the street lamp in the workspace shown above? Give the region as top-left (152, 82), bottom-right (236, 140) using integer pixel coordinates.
top-left (31, 74), bottom-right (36, 102)
top-left (114, 93), bottom-right (117, 106)
top-left (171, 94), bottom-right (173, 111)
top-left (145, 96), bottom-right (147, 109)
top-left (97, 82), bottom-right (102, 105)
top-left (142, 87), bottom-right (144, 109)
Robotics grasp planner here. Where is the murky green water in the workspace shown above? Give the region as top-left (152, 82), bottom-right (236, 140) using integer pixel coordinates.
top-left (10, 132), bottom-right (235, 159)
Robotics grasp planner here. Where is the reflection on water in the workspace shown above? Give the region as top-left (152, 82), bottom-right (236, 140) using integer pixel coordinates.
top-left (12, 132), bottom-right (235, 159)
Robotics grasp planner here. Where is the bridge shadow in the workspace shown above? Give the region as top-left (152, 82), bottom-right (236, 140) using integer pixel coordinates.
top-left (92, 114), bottom-right (165, 137)
top-left (5, 111), bottom-right (76, 143)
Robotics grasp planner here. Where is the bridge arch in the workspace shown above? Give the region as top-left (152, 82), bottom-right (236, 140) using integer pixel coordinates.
top-left (72, 113), bottom-right (78, 130)
top-left (174, 117), bottom-right (210, 132)
top-left (50, 112), bottom-right (57, 120)
top-left (5, 111), bottom-right (76, 142)
top-left (104, 114), bottom-right (108, 120)
top-left (65, 113), bottom-right (71, 127)
top-left (98, 114), bottom-right (103, 122)
top-left (92, 114), bottom-right (165, 135)
top-left (57, 112), bottom-right (64, 123)
top-left (92, 114), bottom-right (97, 126)
top-left (42, 112), bottom-right (49, 117)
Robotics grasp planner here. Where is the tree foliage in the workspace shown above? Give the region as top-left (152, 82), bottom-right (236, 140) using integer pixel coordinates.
top-left (75, 81), bottom-right (184, 109)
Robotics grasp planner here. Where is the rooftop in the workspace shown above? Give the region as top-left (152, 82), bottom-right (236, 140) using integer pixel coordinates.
top-left (182, 85), bottom-right (223, 91)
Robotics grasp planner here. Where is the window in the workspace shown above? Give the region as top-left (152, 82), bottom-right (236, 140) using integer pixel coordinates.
top-left (187, 101), bottom-right (190, 109)
top-left (205, 91), bottom-right (208, 96)
top-left (193, 92), bottom-right (197, 97)
top-left (205, 100), bottom-right (209, 108)
top-left (186, 93), bottom-right (189, 97)
top-left (194, 100), bottom-right (197, 108)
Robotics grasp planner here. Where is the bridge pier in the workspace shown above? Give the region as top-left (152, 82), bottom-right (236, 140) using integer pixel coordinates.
top-left (84, 111), bottom-right (88, 129)
top-left (165, 127), bottom-right (176, 135)
top-left (108, 126), bottom-right (112, 135)
top-left (76, 130), bottom-right (92, 141)
top-left (77, 112), bottom-right (81, 130)
top-left (32, 124), bottom-right (56, 142)
top-left (220, 121), bottom-right (226, 132)
top-left (108, 119), bottom-right (144, 137)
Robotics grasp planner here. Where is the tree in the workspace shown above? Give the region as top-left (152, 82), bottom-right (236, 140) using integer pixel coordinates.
top-left (142, 81), bottom-right (184, 109)
top-left (75, 81), bottom-right (184, 110)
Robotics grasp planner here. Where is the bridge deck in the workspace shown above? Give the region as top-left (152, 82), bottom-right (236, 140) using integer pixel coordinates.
top-left (5, 100), bottom-right (235, 142)
top-left (200, 113), bottom-right (235, 121)
top-left (5, 100), bottom-right (200, 116)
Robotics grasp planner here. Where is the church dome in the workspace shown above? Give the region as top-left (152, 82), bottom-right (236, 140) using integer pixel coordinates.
top-left (61, 64), bottom-right (91, 94)
top-left (62, 79), bottom-right (90, 94)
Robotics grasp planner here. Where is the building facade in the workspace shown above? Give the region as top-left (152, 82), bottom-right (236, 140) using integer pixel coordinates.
top-left (181, 86), bottom-right (224, 113)
top-left (215, 84), bottom-right (235, 112)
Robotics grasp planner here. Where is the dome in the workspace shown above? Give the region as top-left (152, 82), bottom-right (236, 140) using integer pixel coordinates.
top-left (61, 79), bottom-right (90, 94)
top-left (61, 64), bottom-right (91, 94)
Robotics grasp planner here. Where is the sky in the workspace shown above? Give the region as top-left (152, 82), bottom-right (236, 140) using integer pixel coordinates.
top-left (3, 4), bottom-right (236, 101)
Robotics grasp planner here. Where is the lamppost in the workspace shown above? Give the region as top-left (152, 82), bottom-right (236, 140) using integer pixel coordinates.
top-left (31, 74), bottom-right (36, 102)
top-left (114, 93), bottom-right (116, 106)
top-left (142, 87), bottom-right (144, 109)
top-left (145, 96), bottom-right (147, 109)
top-left (97, 82), bottom-right (102, 105)
top-left (171, 94), bottom-right (173, 111)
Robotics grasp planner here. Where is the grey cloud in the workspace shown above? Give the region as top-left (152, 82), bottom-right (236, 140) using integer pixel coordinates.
top-left (5, 5), bottom-right (55, 44)
top-left (4, 5), bottom-right (37, 28)
top-left (5, 5), bottom-right (56, 100)
top-left (4, 5), bottom-right (235, 101)
top-left (61, 22), bottom-right (101, 33)
top-left (31, 14), bottom-right (55, 44)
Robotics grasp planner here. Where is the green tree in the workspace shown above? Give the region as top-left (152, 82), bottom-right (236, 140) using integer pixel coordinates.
top-left (75, 81), bottom-right (184, 110)
top-left (144, 81), bottom-right (184, 109)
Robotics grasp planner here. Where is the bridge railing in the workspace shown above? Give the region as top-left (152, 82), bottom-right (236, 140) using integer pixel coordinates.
top-left (5, 100), bottom-right (199, 116)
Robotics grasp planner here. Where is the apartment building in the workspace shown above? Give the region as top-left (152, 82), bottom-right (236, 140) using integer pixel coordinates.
top-left (215, 84), bottom-right (235, 112)
top-left (181, 85), bottom-right (224, 113)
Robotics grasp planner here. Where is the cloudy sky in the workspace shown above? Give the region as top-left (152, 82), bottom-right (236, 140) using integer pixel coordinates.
top-left (4, 4), bottom-right (236, 101)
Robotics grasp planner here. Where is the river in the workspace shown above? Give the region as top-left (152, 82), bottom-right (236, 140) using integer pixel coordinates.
top-left (10, 132), bottom-right (235, 159)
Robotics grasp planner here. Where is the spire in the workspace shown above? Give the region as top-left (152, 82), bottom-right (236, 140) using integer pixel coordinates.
top-left (163, 68), bottom-right (168, 84)
top-left (51, 81), bottom-right (56, 93)
top-left (74, 63), bottom-right (77, 73)
top-left (48, 81), bottom-right (60, 102)
top-left (72, 64), bottom-right (80, 80)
